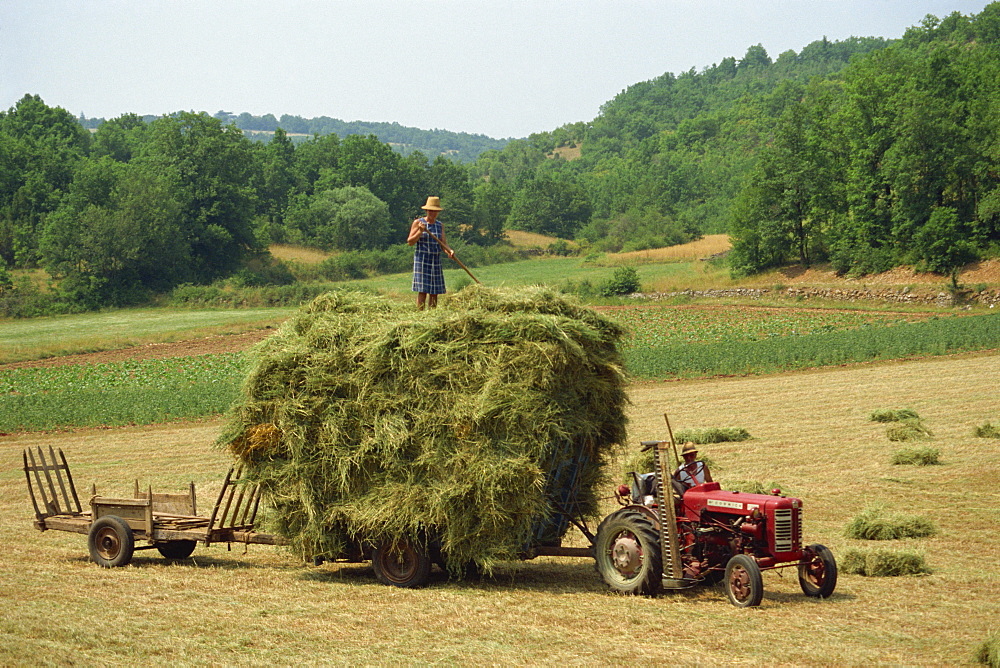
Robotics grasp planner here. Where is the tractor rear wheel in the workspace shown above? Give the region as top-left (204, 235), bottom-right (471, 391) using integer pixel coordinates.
top-left (372, 538), bottom-right (432, 588)
top-left (798, 544), bottom-right (838, 598)
top-left (725, 554), bottom-right (763, 607)
top-left (88, 516), bottom-right (135, 568)
top-left (593, 509), bottom-right (662, 595)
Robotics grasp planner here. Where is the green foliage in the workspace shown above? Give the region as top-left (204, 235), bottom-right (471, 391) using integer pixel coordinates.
top-left (976, 631), bottom-right (1000, 668)
top-left (673, 427), bottom-right (752, 444)
top-left (210, 110), bottom-right (508, 163)
top-left (844, 503), bottom-right (937, 540)
top-left (624, 312), bottom-right (1000, 378)
top-left (284, 185), bottom-right (392, 251)
top-left (167, 282), bottom-right (335, 308)
top-left (973, 422), bottom-right (1000, 438)
top-left (840, 547), bottom-right (930, 576)
top-left (0, 355), bottom-right (245, 431)
top-left (891, 446), bottom-right (940, 465)
top-left (599, 266), bottom-right (641, 296)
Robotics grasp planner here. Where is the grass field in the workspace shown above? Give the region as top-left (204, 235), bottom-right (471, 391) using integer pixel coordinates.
top-left (2, 352), bottom-right (998, 665)
top-left (0, 308), bottom-right (292, 364)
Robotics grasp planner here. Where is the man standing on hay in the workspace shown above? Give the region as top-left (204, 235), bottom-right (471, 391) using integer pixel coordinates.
top-left (407, 196), bottom-right (455, 309)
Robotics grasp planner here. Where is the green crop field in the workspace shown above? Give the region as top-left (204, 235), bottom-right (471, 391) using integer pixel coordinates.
top-left (0, 307), bottom-right (292, 364)
top-left (0, 355), bottom-right (245, 431)
top-left (2, 302), bottom-right (998, 432)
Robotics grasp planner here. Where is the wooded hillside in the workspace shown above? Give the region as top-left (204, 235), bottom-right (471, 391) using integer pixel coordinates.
top-left (2, 3), bottom-right (998, 313)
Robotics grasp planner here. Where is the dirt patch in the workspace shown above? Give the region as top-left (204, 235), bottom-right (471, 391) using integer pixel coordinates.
top-left (0, 330), bottom-right (274, 371)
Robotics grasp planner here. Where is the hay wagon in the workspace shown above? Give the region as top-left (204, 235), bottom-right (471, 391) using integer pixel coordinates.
top-left (22, 446), bottom-right (285, 567)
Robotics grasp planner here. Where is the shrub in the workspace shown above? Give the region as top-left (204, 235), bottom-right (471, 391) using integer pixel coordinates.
top-left (599, 266), bottom-right (641, 296)
top-left (973, 422), bottom-right (1000, 439)
top-left (674, 427), bottom-right (752, 444)
top-left (840, 547), bottom-right (930, 576)
top-left (976, 632), bottom-right (1000, 667)
top-left (891, 446), bottom-right (940, 465)
top-left (844, 503), bottom-right (937, 540)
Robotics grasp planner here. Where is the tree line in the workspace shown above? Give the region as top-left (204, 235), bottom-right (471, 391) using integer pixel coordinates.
top-left (2, 3), bottom-right (999, 313)
top-left (79, 111), bottom-right (510, 163)
top-left (0, 101), bottom-right (506, 308)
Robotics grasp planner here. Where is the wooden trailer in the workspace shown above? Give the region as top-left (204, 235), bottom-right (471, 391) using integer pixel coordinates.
top-left (23, 446), bottom-right (285, 567)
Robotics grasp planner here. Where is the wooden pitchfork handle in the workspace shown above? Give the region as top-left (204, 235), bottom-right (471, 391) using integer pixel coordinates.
top-left (422, 225), bottom-right (481, 284)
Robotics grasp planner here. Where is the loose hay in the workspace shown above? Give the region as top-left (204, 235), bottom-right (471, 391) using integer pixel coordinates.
top-left (891, 446), bottom-right (941, 465)
top-left (973, 422), bottom-right (1000, 439)
top-left (844, 503), bottom-right (937, 540)
top-left (869, 408), bottom-right (921, 423)
top-left (673, 427), bottom-right (752, 444)
top-left (218, 285), bottom-right (629, 572)
top-left (840, 547), bottom-right (929, 576)
top-left (976, 632), bottom-right (1000, 667)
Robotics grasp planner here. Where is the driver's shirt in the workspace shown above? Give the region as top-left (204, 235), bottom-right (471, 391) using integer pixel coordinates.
top-left (675, 461), bottom-right (708, 487)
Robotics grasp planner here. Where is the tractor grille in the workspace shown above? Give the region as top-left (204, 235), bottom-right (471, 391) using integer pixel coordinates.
top-left (773, 508), bottom-right (795, 553)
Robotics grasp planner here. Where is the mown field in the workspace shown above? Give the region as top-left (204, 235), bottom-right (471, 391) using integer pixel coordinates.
top-left (1, 351), bottom-right (998, 665)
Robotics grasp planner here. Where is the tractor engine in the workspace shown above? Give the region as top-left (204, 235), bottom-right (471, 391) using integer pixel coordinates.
top-left (679, 482), bottom-right (803, 566)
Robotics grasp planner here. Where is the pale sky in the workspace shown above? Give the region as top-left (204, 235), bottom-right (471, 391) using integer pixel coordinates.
top-left (2, 0), bottom-right (994, 139)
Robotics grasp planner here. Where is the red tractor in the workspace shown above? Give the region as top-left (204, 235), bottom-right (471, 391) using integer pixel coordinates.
top-left (593, 440), bottom-right (837, 607)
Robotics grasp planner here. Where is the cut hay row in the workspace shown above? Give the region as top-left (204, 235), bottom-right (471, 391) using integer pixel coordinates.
top-left (843, 503), bottom-right (937, 540)
top-left (219, 285), bottom-right (629, 570)
top-left (840, 547), bottom-right (929, 576)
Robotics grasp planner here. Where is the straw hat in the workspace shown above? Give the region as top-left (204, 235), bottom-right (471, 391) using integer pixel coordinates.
top-left (681, 443), bottom-right (698, 456)
top-left (421, 196), bottom-right (443, 211)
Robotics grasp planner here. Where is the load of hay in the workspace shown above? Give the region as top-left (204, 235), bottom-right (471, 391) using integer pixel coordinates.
top-left (218, 285), bottom-right (629, 572)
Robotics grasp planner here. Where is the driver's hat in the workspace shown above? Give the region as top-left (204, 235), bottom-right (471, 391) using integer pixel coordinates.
top-left (681, 442), bottom-right (699, 456)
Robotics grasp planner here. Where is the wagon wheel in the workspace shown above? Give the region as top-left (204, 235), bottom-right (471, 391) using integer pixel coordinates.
top-left (88, 516), bottom-right (135, 568)
top-left (372, 538), bottom-right (432, 588)
top-left (593, 509), bottom-right (662, 595)
top-left (798, 544), bottom-right (838, 598)
top-left (725, 554), bottom-right (763, 607)
top-left (157, 540), bottom-right (197, 560)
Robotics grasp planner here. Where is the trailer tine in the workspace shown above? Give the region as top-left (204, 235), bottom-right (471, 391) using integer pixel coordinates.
top-left (218, 467), bottom-right (240, 528)
top-left (230, 476), bottom-right (250, 527)
top-left (246, 484), bottom-right (262, 527)
top-left (27, 448), bottom-right (57, 515)
top-left (23, 450), bottom-right (43, 521)
top-left (47, 445), bottom-right (73, 516)
top-left (205, 468), bottom-right (234, 545)
top-left (58, 448), bottom-right (82, 514)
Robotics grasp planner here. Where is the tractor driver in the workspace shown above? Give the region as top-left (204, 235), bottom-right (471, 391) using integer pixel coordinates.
top-left (673, 443), bottom-right (713, 491)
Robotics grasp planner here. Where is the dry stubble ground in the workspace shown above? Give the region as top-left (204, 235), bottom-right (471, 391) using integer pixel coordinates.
top-left (0, 351), bottom-right (998, 665)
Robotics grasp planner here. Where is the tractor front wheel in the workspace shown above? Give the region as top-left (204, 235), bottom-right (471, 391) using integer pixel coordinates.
top-left (798, 544), bottom-right (838, 598)
top-left (88, 516), bottom-right (135, 568)
top-left (372, 538), bottom-right (432, 588)
top-left (725, 554), bottom-right (763, 607)
top-left (593, 509), bottom-right (662, 595)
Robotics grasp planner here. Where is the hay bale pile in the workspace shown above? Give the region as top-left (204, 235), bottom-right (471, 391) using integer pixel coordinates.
top-left (218, 285), bottom-right (629, 571)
